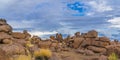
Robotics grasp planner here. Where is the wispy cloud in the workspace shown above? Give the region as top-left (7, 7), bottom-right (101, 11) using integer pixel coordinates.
top-left (29, 31), bottom-right (58, 36)
top-left (107, 17), bottom-right (120, 28)
top-left (0, 0), bottom-right (120, 39)
top-left (88, 0), bottom-right (113, 12)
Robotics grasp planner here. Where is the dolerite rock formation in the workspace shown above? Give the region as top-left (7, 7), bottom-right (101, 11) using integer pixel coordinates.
top-left (0, 19), bottom-right (12, 44)
top-left (0, 19), bottom-right (12, 33)
top-left (1, 19), bottom-right (120, 60)
top-left (0, 19), bottom-right (32, 59)
top-left (0, 49), bottom-right (12, 60)
top-left (56, 33), bottom-right (63, 42)
top-left (62, 31), bottom-right (106, 55)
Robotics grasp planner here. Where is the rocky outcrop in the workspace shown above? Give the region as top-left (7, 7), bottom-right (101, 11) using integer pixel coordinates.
top-left (98, 55), bottom-right (108, 60)
top-left (38, 40), bottom-right (52, 49)
top-left (64, 30), bottom-right (112, 55)
top-left (56, 33), bottom-right (63, 42)
top-left (0, 49), bottom-right (12, 60)
top-left (81, 30), bottom-right (98, 38)
top-left (0, 43), bottom-right (26, 55)
top-left (0, 19), bottom-right (33, 60)
top-left (105, 45), bottom-right (120, 58)
top-left (0, 32), bottom-right (12, 40)
top-left (73, 38), bottom-right (84, 49)
top-left (12, 32), bottom-right (26, 39)
top-left (0, 19), bottom-right (120, 60)
top-left (0, 19), bottom-right (12, 33)
top-left (87, 46), bottom-right (106, 53)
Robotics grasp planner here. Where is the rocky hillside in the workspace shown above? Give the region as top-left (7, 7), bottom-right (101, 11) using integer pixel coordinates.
top-left (0, 19), bottom-right (120, 60)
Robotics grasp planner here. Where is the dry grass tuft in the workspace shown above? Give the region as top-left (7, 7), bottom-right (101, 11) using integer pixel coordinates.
top-left (14, 55), bottom-right (31, 60)
top-left (108, 52), bottom-right (118, 60)
top-left (26, 41), bottom-right (34, 48)
top-left (34, 49), bottom-right (52, 58)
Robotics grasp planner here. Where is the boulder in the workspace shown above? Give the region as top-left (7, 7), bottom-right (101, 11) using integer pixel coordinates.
top-left (81, 33), bottom-right (88, 38)
top-left (31, 36), bottom-right (41, 44)
top-left (0, 19), bottom-right (7, 25)
top-left (110, 41), bottom-right (118, 45)
top-left (38, 41), bottom-right (52, 49)
top-left (28, 45), bottom-right (39, 53)
top-left (74, 32), bottom-right (80, 38)
top-left (0, 43), bottom-right (26, 55)
top-left (84, 49), bottom-right (95, 56)
top-left (64, 35), bottom-right (71, 43)
top-left (23, 30), bottom-right (31, 38)
top-left (82, 30), bottom-right (98, 38)
top-left (75, 49), bottom-right (85, 54)
top-left (76, 49), bottom-right (95, 56)
top-left (106, 45), bottom-right (120, 57)
top-left (50, 42), bottom-right (58, 47)
top-left (87, 30), bottom-right (98, 38)
top-left (0, 25), bottom-right (12, 33)
top-left (12, 32), bottom-right (26, 39)
top-left (2, 39), bottom-right (12, 44)
top-left (87, 46), bottom-right (106, 53)
top-left (12, 39), bottom-right (26, 46)
top-left (0, 48), bottom-right (11, 60)
top-left (56, 33), bottom-right (63, 42)
top-left (50, 35), bottom-right (55, 40)
top-left (92, 40), bottom-right (109, 48)
top-left (81, 38), bottom-right (93, 47)
top-left (99, 37), bottom-right (110, 42)
top-left (0, 32), bottom-right (12, 40)
top-left (98, 55), bottom-right (108, 60)
top-left (73, 38), bottom-right (84, 49)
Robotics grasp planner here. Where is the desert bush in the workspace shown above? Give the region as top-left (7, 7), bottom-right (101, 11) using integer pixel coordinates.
top-left (14, 48), bottom-right (32, 60)
top-left (14, 55), bottom-right (31, 60)
top-left (34, 49), bottom-right (52, 60)
top-left (26, 41), bottom-right (34, 48)
top-left (108, 52), bottom-right (118, 60)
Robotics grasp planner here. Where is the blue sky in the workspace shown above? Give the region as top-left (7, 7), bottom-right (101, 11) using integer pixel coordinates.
top-left (0, 0), bottom-right (120, 40)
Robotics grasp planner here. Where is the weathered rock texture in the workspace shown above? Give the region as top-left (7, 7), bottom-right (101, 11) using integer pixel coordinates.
top-left (0, 19), bottom-right (120, 60)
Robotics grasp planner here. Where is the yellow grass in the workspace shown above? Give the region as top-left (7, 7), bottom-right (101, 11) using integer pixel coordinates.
top-left (26, 43), bottom-right (34, 47)
top-left (26, 41), bottom-right (34, 47)
top-left (108, 53), bottom-right (118, 60)
top-left (14, 55), bottom-right (31, 60)
top-left (15, 48), bottom-right (32, 60)
top-left (34, 49), bottom-right (52, 58)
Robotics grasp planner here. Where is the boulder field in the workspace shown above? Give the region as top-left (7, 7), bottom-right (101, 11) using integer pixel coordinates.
top-left (0, 19), bottom-right (120, 60)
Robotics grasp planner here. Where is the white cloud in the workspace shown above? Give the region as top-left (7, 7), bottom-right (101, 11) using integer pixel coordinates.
top-left (86, 12), bottom-right (94, 16)
top-left (88, 0), bottom-right (113, 12)
top-left (8, 20), bottom-right (34, 28)
top-left (29, 31), bottom-right (58, 36)
top-left (107, 17), bottom-right (120, 28)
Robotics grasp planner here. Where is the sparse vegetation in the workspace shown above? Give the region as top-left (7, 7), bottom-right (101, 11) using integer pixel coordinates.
top-left (108, 52), bottom-right (118, 60)
top-left (34, 49), bottom-right (52, 60)
top-left (14, 55), bottom-right (31, 60)
top-left (14, 48), bottom-right (32, 60)
top-left (26, 41), bottom-right (34, 48)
